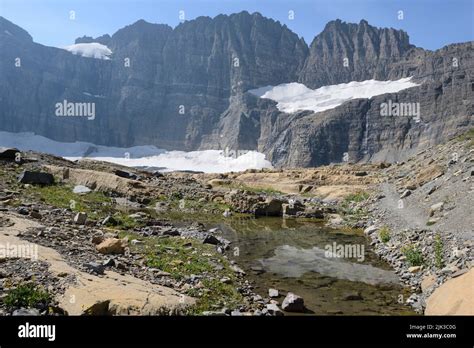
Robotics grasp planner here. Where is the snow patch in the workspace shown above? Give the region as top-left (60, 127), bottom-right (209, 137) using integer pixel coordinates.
top-left (0, 131), bottom-right (271, 173)
top-left (63, 43), bottom-right (112, 60)
top-left (249, 78), bottom-right (419, 114)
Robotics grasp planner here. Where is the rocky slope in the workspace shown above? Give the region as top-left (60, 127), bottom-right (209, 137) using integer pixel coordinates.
top-left (0, 13), bottom-right (472, 166)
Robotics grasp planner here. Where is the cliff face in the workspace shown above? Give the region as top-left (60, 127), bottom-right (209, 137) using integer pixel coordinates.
top-left (0, 14), bottom-right (472, 166)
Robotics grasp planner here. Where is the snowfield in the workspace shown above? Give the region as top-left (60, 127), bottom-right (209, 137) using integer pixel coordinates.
top-left (0, 131), bottom-right (272, 173)
top-left (249, 78), bottom-right (419, 114)
top-left (63, 43), bottom-right (112, 60)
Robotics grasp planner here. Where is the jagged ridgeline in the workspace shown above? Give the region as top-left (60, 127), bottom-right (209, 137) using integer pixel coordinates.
top-left (0, 12), bottom-right (472, 166)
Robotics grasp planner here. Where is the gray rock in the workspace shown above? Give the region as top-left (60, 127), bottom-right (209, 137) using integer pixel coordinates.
top-left (73, 185), bottom-right (91, 194)
top-left (268, 288), bottom-right (279, 298)
top-left (281, 292), bottom-right (305, 312)
top-left (18, 171), bottom-right (54, 185)
top-left (83, 262), bottom-right (105, 275)
top-left (12, 308), bottom-right (41, 316)
top-left (266, 303), bottom-right (284, 316)
top-left (73, 212), bottom-right (87, 225)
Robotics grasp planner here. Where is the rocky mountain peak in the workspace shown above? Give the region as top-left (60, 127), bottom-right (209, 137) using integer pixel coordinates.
top-left (0, 16), bottom-right (33, 43)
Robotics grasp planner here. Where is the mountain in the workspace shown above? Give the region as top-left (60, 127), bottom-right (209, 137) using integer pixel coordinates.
top-left (0, 13), bottom-right (472, 166)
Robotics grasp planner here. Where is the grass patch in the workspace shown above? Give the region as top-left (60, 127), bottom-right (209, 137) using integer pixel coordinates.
top-left (456, 128), bottom-right (474, 147)
top-left (434, 234), bottom-right (445, 269)
top-left (27, 184), bottom-right (113, 220)
top-left (221, 182), bottom-right (283, 195)
top-left (118, 231), bottom-right (244, 314)
top-left (4, 282), bottom-right (51, 310)
top-left (379, 226), bottom-right (390, 243)
top-left (401, 245), bottom-right (424, 266)
top-left (344, 191), bottom-right (370, 203)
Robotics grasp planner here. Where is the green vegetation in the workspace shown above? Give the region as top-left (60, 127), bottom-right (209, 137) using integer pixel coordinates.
top-left (221, 182), bottom-right (283, 195)
top-left (119, 231), bottom-right (244, 314)
top-left (27, 184), bottom-right (113, 220)
top-left (456, 128), bottom-right (474, 147)
top-left (344, 191), bottom-right (370, 203)
top-left (4, 283), bottom-right (51, 310)
top-left (401, 245), bottom-right (424, 266)
top-left (434, 233), bottom-right (445, 269)
top-left (379, 226), bottom-right (391, 243)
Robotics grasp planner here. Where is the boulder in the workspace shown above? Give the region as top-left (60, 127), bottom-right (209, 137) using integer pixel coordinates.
top-left (266, 303), bottom-right (284, 316)
top-left (73, 212), bottom-right (87, 225)
top-left (18, 171), bottom-right (54, 185)
top-left (0, 147), bottom-right (19, 161)
top-left (254, 198), bottom-right (284, 216)
top-left (96, 238), bottom-right (126, 255)
top-left (429, 202), bottom-right (444, 217)
top-left (268, 288), bottom-right (279, 298)
top-left (425, 268), bottom-right (474, 315)
top-left (281, 292), bottom-right (305, 312)
top-left (114, 169), bottom-right (140, 180)
top-left (282, 201), bottom-right (305, 217)
top-left (302, 206), bottom-right (325, 218)
top-left (73, 185), bottom-right (91, 194)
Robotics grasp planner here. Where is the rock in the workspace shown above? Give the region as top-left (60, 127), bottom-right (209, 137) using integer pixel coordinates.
top-left (254, 198), bottom-right (284, 217)
top-left (429, 202), bottom-right (444, 217)
top-left (96, 238), bottom-right (126, 255)
top-left (266, 303), bottom-right (284, 316)
top-left (425, 269), bottom-right (474, 315)
top-left (327, 213), bottom-right (344, 226)
top-left (364, 225), bottom-right (378, 235)
top-left (18, 171), bottom-right (54, 185)
top-left (91, 232), bottom-right (105, 244)
top-left (103, 258), bottom-right (116, 267)
top-left (400, 190), bottom-right (412, 198)
top-left (282, 201), bottom-right (305, 217)
top-left (299, 184), bottom-right (313, 193)
top-left (0, 147), bottom-right (19, 161)
top-left (202, 311), bottom-right (227, 316)
top-left (73, 212), bottom-right (87, 225)
top-left (354, 171), bottom-right (368, 177)
top-left (421, 274), bottom-right (437, 293)
top-left (281, 292), bottom-right (305, 312)
top-left (302, 205), bottom-right (324, 218)
top-left (268, 288), bottom-right (279, 298)
top-left (342, 291), bottom-right (363, 301)
top-left (203, 235), bottom-right (220, 245)
top-left (427, 217), bottom-right (440, 225)
top-left (83, 262), bottom-right (105, 274)
top-left (222, 209), bottom-right (232, 218)
top-left (451, 268), bottom-right (469, 278)
top-left (220, 277), bottom-right (232, 284)
top-left (230, 265), bottom-right (246, 275)
top-left (102, 215), bottom-right (118, 226)
top-left (12, 308), bottom-right (41, 316)
top-left (73, 185), bottom-right (91, 194)
top-left (114, 169), bottom-right (140, 180)
top-left (30, 210), bottom-right (42, 219)
top-left (408, 266), bottom-right (422, 273)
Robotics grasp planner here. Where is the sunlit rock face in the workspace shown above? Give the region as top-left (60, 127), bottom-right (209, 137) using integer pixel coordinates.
top-left (0, 14), bottom-right (472, 167)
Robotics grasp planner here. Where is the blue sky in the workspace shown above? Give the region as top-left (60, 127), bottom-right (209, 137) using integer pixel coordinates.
top-left (1, 0), bottom-right (472, 50)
